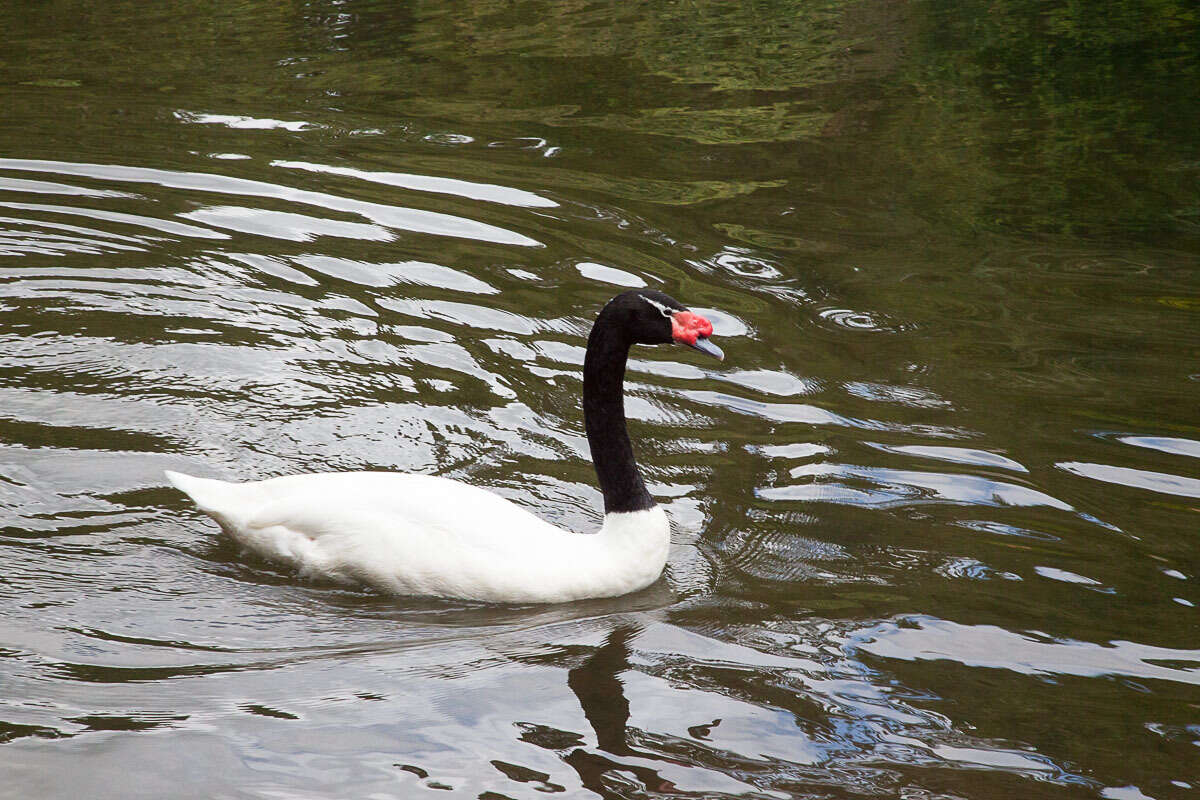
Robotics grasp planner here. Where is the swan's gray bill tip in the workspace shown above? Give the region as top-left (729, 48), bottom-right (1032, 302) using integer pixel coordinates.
top-left (690, 337), bottom-right (724, 361)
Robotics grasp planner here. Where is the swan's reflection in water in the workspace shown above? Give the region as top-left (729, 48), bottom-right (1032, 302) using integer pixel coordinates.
top-left (562, 625), bottom-right (679, 794)
top-left (502, 623), bottom-right (680, 795)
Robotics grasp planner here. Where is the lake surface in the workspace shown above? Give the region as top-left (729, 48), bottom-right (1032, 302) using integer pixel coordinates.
top-left (1, 1), bottom-right (1198, 797)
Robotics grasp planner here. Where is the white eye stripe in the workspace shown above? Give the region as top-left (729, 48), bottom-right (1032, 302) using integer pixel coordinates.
top-left (640, 295), bottom-right (675, 318)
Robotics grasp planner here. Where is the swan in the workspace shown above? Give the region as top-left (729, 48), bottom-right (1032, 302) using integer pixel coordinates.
top-left (165, 289), bottom-right (724, 603)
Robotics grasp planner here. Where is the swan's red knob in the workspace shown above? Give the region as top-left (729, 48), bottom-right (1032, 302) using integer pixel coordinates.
top-left (670, 311), bottom-right (713, 346)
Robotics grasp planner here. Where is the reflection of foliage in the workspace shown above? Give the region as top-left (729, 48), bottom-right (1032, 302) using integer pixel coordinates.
top-left (895, 0), bottom-right (1200, 236)
top-left (5, 0), bottom-right (1195, 238)
top-left (325, 0), bottom-right (847, 144)
top-left (638, 0), bottom-right (847, 92)
top-left (570, 104), bottom-right (830, 145)
top-left (409, 0), bottom-right (847, 91)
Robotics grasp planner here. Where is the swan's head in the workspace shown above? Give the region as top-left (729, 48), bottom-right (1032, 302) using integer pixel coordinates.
top-left (607, 289), bottom-right (724, 361)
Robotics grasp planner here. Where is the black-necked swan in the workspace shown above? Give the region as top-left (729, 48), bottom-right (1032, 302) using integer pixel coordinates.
top-left (165, 289), bottom-right (724, 603)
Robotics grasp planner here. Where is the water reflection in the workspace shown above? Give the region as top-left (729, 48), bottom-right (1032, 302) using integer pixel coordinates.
top-left (274, 160), bottom-right (559, 208)
top-left (561, 626), bottom-right (679, 795)
top-left (1058, 461), bottom-right (1200, 499)
top-left (0, 159), bottom-right (542, 246)
top-left (769, 463), bottom-right (1076, 511)
top-left (858, 617), bottom-right (1200, 686)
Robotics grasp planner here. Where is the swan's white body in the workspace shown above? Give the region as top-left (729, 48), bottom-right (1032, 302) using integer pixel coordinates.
top-left (165, 470), bottom-right (670, 603)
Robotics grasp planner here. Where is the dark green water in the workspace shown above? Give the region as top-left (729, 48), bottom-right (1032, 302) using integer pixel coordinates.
top-left (1, 1), bottom-right (1198, 797)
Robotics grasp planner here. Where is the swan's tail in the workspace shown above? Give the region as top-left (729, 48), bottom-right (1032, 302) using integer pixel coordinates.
top-left (165, 470), bottom-right (247, 532)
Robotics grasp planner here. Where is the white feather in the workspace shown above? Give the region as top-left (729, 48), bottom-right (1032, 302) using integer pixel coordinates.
top-left (165, 470), bottom-right (669, 603)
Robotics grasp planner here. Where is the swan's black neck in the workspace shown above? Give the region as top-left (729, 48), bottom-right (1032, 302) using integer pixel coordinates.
top-left (583, 308), bottom-right (655, 515)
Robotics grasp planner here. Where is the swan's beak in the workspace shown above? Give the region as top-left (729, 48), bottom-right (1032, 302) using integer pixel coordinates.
top-left (688, 336), bottom-right (724, 361)
top-left (671, 310), bottom-right (724, 361)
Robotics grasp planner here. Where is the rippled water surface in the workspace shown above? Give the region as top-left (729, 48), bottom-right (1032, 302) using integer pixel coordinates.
top-left (2, 1), bottom-right (1198, 798)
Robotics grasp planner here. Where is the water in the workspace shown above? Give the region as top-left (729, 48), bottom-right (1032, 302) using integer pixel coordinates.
top-left (1, 1), bottom-right (1198, 797)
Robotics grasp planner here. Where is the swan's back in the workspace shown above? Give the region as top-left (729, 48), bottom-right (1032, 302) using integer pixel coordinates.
top-left (166, 470), bottom-right (668, 603)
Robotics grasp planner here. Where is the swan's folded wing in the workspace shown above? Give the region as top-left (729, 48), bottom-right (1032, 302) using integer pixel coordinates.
top-left (237, 477), bottom-right (577, 596)
top-left (240, 473), bottom-right (567, 558)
